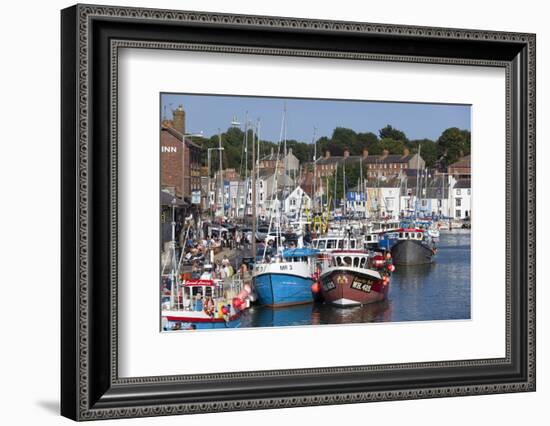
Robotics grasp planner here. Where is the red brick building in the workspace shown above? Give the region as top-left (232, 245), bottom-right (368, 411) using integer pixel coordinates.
top-left (315, 148), bottom-right (423, 179)
top-left (160, 105), bottom-right (203, 200)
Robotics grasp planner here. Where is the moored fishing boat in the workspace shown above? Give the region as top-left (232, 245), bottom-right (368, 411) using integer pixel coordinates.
top-left (253, 247), bottom-right (319, 307)
top-left (317, 250), bottom-right (394, 306)
top-left (390, 228), bottom-right (437, 265)
top-left (161, 276), bottom-right (250, 330)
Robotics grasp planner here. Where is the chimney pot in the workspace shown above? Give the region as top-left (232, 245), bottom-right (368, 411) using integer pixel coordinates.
top-left (403, 147), bottom-right (410, 156)
top-left (172, 104), bottom-right (186, 134)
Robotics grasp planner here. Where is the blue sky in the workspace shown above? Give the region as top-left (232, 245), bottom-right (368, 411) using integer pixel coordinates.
top-left (161, 93), bottom-right (470, 143)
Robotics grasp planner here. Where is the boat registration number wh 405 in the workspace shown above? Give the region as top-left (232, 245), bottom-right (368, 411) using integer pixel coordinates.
top-left (351, 277), bottom-right (374, 293)
top-left (322, 278), bottom-right (336, 291)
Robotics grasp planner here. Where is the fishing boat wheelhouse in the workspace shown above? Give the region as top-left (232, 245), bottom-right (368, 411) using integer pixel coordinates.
top-left (253, 247), bottom-right (319, 307)
top-left (161, 277), bottom-right (246, 330)
top-left (312, 236), bottom-right (360, 251)
top-left (369, 219), bottom-right (401, 233)
top-left (390, 228), bottom-right (437, 265)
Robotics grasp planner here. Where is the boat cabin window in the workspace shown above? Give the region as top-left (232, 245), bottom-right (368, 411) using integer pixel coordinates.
top-left (353, 257), bottom-right (360, 267)
top-left (350, 240), bottom-right (356, 248)
top-left (417, 232), bottom-right (422, 239)
top-left (327, 239), bottom-right (337, 249)
top-left (317, 240), bottom-right (326, 249)
top-left (338, 239), bottom-right (344, 249)
top-left (399, 232), bottom-right (404, 238)
top-left (343, 256), bottom-right (352, 266)
top-left (360, 257), bottom-right (367, 267)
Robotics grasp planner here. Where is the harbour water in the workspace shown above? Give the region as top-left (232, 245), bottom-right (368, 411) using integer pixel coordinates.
top-left (240, 230), bottom-right (471, 328)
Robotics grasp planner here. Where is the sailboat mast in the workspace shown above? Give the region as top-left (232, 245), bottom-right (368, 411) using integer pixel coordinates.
top-left (170, 199), bottom-right (178, 309)
top-left (251, 122), bottom-right (257, 257)
top-left (333, 164), bottom-right (338, 213)
top-left (359, 156), bottom-right (364, 218)
top-left (244, 114), bottom-right (249, 218)
top-left (218, 130), bottom-right (223, 218)
top-left (415, 143), bottom-right (421, 219)
top-left (342, 159), bottom-right (346, 217)
top-left (282, 102), bottom-right (288, 198)
top-left (312, 127), bottom-right (317, 212)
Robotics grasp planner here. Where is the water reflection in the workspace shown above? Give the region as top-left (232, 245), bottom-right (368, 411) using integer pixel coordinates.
top-left (240, 230), bottom-right (471, 328)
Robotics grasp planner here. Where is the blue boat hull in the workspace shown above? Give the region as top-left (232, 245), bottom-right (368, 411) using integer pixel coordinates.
top-left (254, 273), bottom-right (313, 306)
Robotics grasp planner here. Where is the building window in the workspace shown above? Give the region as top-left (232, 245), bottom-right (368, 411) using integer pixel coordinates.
top-left (456, 198), bottom-right (462, 207)
top-left (467, 189), bottom-right (471, 195)
top-left (456, 189), bottom-right (461, 195)
top-left (456, 209), bottom-right (461, 218)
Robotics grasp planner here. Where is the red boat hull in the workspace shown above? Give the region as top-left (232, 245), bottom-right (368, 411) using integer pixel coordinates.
top-left (319, 269), bottom-right (388, 306)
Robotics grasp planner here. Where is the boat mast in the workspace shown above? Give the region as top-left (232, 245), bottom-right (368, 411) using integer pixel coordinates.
top-left (251, 121), bottom-right (257, 258)
top-left (333, 163), bottom-right (338, 213)
top-left (342, 158), bottom-right (346, 217)
top-left (283, 102), bottom-right (288, 200)
top-left (170, 198), bottom-right (179, 309)
top-left (264, 107), bottom-right (286, 258)
top-left (218, 130), bottom-right (223, 218)
top-left (312, 127), bottom-right (317, 213)
top-left (359, 156), bottom-right (364, 218)
top-left (243, 113), bottom-right (248, 218)
top-left (414, 143), bottom-right (421, 220)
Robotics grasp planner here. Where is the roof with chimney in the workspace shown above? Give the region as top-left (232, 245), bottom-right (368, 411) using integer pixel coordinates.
top-left (364, 154), bottom-right (414, 164)
top-left (449, 155), bottom-right (471, 168)
top-left (161, 125), bottom-right (203, 149)
top-left (258, 168), bottom-right (295, 186)
top-left (260, 148), bottom-right (298, 162)
top-left (316, 154), bottom-right (362, 165)
top-left (316, 149), bottom-right (415, 166)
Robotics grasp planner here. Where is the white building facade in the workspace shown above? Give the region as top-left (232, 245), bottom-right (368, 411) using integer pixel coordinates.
top-left (449, 179), bottom-right (471, 219)
top-left (283, 186), bottom-right (311, 217)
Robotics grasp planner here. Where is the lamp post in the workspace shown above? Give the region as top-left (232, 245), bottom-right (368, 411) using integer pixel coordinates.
top-left (207, 146), bottom-right (224, 220)
top-left (180, 131), bottom-right (203, 202)
top-left (170, 198), bottom-right (178, 309)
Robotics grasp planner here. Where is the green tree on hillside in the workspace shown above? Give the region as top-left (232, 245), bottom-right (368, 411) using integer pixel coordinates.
top-left (437, 127), bottom-right (471, 166)
top-left (379, 125), bottom-right (409, 143)
top-left (356, 132), bottom-right (379, 152)
top-left (379, 138), bottom-right (406, 155)
top-left (410, 138), bottom-right (438, 168)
